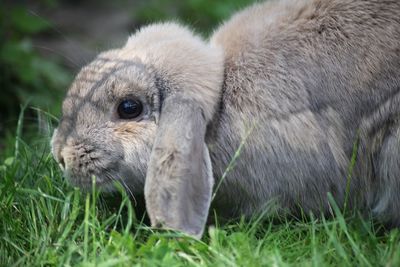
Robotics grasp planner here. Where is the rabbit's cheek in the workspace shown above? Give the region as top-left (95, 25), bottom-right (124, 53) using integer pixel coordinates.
top-left (113, 123), bottom-right (156, 187)
top-left (113, 123), bottom-right (156, 150)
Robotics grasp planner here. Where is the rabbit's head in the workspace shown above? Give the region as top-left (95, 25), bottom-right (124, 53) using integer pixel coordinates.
top-left (51, 22), bottom-right (224, 236)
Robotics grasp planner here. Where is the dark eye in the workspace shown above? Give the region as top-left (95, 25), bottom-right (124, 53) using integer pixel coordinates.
top-left (117, 99), bottom-right (143, 119)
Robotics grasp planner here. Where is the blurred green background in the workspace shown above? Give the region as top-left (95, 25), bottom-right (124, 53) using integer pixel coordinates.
top-left (0, 0), bottom-right (255, 150)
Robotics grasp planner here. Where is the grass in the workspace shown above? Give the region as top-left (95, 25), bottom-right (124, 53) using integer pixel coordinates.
top-left (1, 114), bottom-right (400, 267)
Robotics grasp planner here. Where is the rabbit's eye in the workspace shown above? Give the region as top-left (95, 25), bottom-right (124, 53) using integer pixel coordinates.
top-left (117, 99), bottom-right (143, 119)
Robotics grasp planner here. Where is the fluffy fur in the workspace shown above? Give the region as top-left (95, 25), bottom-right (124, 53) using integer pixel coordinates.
top-left (52, 0), bottom-right (400, 237)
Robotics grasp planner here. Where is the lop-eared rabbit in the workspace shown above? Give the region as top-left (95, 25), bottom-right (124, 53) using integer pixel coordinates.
top-left (51, 0), bottom-right (400, 237)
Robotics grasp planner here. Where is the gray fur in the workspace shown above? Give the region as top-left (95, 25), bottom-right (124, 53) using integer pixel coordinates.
top-left (52, 0), bottom-right (400, 237)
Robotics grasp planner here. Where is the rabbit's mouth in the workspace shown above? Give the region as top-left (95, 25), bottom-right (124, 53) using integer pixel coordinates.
top-left (63, 165), bottom-right (123, 192)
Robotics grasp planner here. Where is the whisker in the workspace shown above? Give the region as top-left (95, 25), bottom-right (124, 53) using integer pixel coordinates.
top-left (33, 45), bottom-right (81, 68)
top-left (98, 194), bottom-right (109, 211)
top-left (121, 179), bottom-right (137, 206)
top-left (103, 171), bottom-right (137, 206)
top-left (28, 10), bottom-right (82, 68)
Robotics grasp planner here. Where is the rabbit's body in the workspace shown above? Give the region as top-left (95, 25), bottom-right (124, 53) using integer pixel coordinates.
top-left (208, 0), bottom-right (400, 223)
top-left (52, 0), bottom-right (400, 237)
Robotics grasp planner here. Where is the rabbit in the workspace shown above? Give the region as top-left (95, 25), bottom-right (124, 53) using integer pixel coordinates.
top-left (51, 0), bottom-right (400, 238)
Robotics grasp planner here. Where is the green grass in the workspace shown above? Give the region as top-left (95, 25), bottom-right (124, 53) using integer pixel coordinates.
top-left (1, 116), bottom-right (400, 267)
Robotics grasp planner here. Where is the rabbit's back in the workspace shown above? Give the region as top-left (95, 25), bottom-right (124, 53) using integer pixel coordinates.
top-left (208, 0), bottom-right (400, 220)
top-left (211, 0), bottom-right (400, 119)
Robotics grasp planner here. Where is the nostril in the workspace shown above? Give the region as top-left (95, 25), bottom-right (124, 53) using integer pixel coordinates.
top-left (59, 156), bottom-right (66, 170)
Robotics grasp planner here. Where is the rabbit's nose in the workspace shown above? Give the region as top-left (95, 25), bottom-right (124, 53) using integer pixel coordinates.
top-left (58, 147), bottom-right (71, 171)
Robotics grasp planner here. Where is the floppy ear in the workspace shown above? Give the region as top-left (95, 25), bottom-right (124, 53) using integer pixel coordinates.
top-left (144, 93), bottom-right (213, 238)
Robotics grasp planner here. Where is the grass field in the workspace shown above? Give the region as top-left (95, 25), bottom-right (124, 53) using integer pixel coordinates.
top-left (1, 115), bottom-right (400, 267)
